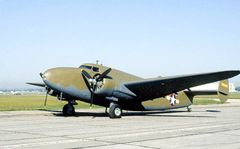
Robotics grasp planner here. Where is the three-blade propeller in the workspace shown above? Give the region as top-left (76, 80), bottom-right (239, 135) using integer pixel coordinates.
top-left (81, 68), bottom-right (112, 106)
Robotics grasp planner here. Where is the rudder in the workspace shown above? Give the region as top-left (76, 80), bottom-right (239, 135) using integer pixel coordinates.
top-left (218, 80), bottom-right (229, 103)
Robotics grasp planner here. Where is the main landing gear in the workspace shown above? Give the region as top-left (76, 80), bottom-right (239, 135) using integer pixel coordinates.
top-left (187, 106), bottom-right (192, 112)
top-left (62, 102), bottom-right (75, 116)
top-left (108, 103), bottom-right (122, 119)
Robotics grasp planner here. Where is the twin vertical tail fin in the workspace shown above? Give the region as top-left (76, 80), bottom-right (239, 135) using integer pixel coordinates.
top-left (218, 80), bottom-right (229, 103)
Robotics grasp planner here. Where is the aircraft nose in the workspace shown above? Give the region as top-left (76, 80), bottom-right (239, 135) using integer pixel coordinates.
top-left (40, 67), bottom-right (79, 87)
top-left (40, 69), bottom-right (54, 81)
top-left (40, 69), bottom-right (52, 82)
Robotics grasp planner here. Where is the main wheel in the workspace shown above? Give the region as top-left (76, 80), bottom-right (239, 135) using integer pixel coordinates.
top-left (109, 103), bottom-right (122, 119)
top-left (62, 103), bottom-right (75, 116)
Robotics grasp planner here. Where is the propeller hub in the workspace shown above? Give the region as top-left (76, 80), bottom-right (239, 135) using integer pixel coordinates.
top-left (89, 78), bottom-right (97, 86)
top-left (81, 68), bottom-right (112, 106)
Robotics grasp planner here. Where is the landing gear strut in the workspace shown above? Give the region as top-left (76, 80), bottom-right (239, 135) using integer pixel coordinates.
top-left (62, 103), bottom-right (75, 116)
top-left (105, 107), bottom-right (108, 114)
top-left (109, 103), bottom-right (122, 119)
top-left (187, 106), bottom-right (192, 112)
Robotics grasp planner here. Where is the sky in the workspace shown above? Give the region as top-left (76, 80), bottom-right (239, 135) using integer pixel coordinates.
top-left (0, 0), bottom-right (240, 89)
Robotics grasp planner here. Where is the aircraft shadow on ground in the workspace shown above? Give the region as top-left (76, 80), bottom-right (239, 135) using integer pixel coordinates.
top-left (39, 109), bottom-right (216, 118)
top-left (205, 110), bottom-right (221, 112)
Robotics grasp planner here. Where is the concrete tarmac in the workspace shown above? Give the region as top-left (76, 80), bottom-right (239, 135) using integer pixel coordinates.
top-left (1, 99), bottom-right (240, 149)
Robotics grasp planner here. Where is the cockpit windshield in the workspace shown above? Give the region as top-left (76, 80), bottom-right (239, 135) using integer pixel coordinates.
top-left (79, 65), bottom-right (100, 72)
top-left (79, 65), bottom-right (92, 70)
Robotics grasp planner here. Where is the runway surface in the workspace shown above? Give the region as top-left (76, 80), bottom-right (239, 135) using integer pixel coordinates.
top-left (1, 99), bottom-right (240, 149)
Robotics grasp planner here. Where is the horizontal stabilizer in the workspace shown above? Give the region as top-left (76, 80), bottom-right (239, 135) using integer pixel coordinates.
top-left (184, 80), bottom-right (229, 103)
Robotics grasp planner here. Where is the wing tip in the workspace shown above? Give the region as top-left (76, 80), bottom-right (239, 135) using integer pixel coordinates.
top-left (229, 70), bottom-right (240, 76)
top-left (26, 82), bottom-right (46, 87)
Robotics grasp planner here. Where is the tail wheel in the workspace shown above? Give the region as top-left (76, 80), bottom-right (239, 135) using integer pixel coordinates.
top-left (109, 103), bottom-right (122, 119)
top-left (62, 103), bottom-right (75, 116)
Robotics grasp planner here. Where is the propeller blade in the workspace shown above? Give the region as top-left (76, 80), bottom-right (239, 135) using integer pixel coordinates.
top-left (81, 70), bottom-right (92, 79)
top-left (81, 73), bottom-right (92, 92)
top-left (81, 71), bottom-right (94, 107)
top-left (99, 68), bottom-right (112, 80)
top-left (81, 68), bottom-right (111, 107)
top-left (90, 84), bottom-right (97, 107)
top-left (90, 91), bottom-right (94, 107)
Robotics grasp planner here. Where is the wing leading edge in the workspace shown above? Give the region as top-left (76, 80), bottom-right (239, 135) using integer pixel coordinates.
top-left (124, 70), bottom-right (240, 101)
top-left (26, 82), bottom-right (46, 87)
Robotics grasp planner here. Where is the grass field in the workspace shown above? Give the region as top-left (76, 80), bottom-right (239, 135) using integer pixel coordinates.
top-left (0, 92), bottom-right (240, 111)
top-left (0, 95), bottom-right (98, 111)
top-left (193, 92), bottom-right (240, 105)
top-left (193, 98), bottom-right (222, 105)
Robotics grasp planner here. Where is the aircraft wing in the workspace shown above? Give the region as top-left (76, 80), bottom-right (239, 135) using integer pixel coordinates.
top-left (124, 70), bottom-right (240, 101)
top-left (26, 82), bottom-right (46, 87)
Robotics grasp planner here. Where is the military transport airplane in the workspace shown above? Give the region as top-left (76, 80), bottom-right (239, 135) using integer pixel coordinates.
top-left (27, 63), bottom-right (240, 118)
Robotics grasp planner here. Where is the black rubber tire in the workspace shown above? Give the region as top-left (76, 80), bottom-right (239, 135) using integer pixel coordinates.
top-left (187, 107), bottom-right (192, 112)
top-left (62, 104), bottom-right (75, 116)
top-left (109, 103), bottom-right (122, 119)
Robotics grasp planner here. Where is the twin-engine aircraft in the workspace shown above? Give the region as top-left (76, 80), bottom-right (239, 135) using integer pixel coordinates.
top-left (28, 63), bottom-right (240, 118)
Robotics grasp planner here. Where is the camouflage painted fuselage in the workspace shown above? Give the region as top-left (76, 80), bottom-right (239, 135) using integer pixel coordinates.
top-left (42, 63), bottom-right (192, 111)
